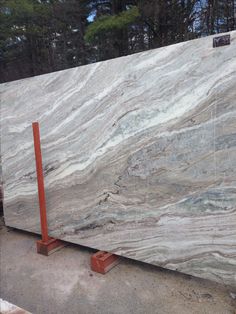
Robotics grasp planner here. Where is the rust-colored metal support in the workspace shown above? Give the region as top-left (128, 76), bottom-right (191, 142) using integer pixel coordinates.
top-left (91, 251), bottom-right (120, 274)
top-left (32, 122), bottom-right (65, 256)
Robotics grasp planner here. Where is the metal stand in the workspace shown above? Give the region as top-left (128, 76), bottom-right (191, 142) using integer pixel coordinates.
top-left (32, 122), bottom-right (65, 256)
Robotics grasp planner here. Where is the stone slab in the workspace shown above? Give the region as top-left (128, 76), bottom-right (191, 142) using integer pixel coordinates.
top-left (1, 32), bottom-right (236, 287)
top-left (0, 298), bottom-right (31, 314)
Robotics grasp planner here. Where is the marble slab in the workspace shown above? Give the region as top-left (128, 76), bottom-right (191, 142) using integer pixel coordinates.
top-left (1, 32), bottom-right (236, 287)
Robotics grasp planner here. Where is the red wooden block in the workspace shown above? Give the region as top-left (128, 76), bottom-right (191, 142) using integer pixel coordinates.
top-left (36, 238), bottom-right (65, 256)
top-left (91, 251), bottom-right (120, 274)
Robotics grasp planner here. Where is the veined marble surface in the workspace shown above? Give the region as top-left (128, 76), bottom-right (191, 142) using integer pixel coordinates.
top-left (1, 32), bottom-right (236, 287)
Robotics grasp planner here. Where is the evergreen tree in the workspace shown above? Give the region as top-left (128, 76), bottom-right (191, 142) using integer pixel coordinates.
top-left (0, 0), bottom-right (235, 83)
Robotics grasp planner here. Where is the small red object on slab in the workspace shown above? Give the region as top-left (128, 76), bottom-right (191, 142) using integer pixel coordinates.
top-left (91, 251), bottom-right (120, 274)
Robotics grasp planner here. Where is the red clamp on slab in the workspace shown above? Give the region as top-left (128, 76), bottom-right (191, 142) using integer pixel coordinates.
top-left (91, 251), bottom-right (120, 274)
top-left (33, 122), bottom-right (65, 256)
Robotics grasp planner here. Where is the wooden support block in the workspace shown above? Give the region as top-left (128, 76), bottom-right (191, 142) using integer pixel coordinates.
top-left (91, 251), bottom-right (120, 274)
top-left (36, 238), bottom-right (65, 256)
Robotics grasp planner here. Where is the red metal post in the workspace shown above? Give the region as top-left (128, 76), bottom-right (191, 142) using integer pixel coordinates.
top-left (32, 122), bottom-right (49, 243)
top-left (32, 122), bottom-right (65, 255)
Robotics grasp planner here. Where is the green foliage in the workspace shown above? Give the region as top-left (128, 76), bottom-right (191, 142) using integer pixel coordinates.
top-left (85, 6), bottom-right (140, 42)
top-left (1, 0), bottom-right (236, 82)
top-left (0, 0), bottom-right (51, 38)
top-left (2, 0), bottom-right (34, 18)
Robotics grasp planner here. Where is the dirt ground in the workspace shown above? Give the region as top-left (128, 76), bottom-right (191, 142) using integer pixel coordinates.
top-left (0, 218), bottom-right (236, 314)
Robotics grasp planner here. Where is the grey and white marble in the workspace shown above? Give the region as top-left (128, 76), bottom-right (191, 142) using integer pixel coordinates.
top-left (1, 32), bottom-right (236, 287)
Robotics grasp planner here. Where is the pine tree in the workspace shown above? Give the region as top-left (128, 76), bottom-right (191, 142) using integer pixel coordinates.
top-left (0, 0), bottom-right (236, 83)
